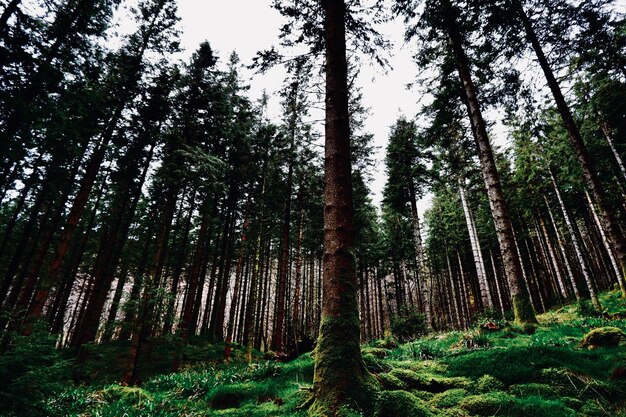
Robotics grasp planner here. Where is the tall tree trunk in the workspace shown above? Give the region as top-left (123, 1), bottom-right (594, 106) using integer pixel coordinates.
top-left (537, 215), bottom-right (569, 301)
top-left (292, 209), bottom-right (304, 346)
top-left (311, 2), bottom-right (378, 414)
top-left (273, 160), bottom-right (293, 353)
top-left (225, 209), bottom-right (250, 360)
top-left (543, 199), bottom-right (580, 300)
top-left (446, 0), bottom-right (536, 323)
top-left (547, 174), bottom-right (599, 308)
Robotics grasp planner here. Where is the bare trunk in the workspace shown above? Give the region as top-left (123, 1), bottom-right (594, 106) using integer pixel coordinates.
top-left (544, 198), bottom-right (580, 300)
top-left (459, 186), bottom-right (492, 309)
top-left (409, 181), bottom-right (431, 329)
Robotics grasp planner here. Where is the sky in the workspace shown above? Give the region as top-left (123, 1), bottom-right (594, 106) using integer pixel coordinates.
top-left (174, 0), bottom-right (428, 211)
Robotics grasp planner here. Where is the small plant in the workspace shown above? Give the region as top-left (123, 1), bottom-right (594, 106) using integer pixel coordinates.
top-left (459, 329), bottom-right (490, 350)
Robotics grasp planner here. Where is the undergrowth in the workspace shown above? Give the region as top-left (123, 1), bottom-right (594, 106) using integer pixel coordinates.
top-left (2, 290), bottom-right (625, 416)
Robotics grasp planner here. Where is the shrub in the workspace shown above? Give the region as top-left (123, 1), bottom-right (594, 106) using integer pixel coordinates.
top-left (459, 329), bottom-right (490, 350)
top-left (390, 307), bottom-right (427, 342)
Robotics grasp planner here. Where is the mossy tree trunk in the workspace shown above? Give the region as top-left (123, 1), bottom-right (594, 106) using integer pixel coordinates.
top-left (310, 1), bottom-right (379, 415)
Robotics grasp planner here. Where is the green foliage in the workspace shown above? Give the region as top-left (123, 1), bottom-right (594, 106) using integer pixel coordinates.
top-left (458, 329), bottom-right (490, 349)
top-left (0, 323), bottom-right (69, 417)
top-left (429, 388), bottom-right (468, 408)
top-left (390, 307), bottom-right (427, 343)
top-left (459, 391), bottom-right (515, 415)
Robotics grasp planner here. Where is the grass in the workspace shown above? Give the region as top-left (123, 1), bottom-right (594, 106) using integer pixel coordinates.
top-left (23, 290), bottom-right (626, 416)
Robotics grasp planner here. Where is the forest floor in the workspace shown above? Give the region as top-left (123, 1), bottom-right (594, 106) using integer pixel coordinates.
top-left (7, 290), bottom-right (626, 417)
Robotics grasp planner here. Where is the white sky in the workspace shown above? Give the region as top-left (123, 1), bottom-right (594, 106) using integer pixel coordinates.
top-left (175, 0), bottom-right (427, 210)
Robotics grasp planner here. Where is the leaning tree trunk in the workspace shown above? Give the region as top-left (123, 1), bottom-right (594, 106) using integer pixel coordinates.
top-left (516, 0), bottom-right (626, 298)
top-left (597, 120), bottom-right (626, 184)
top-left (543, 199), bottom-right (580, 301)
top-left (459, 186), bottom-right (493, 310)
top-left (445, 0), bottom-right (536, 323)
top-left (585, 190), bottom-right (626, 296)
top-left (310, 1), bottom-right (379, 415)
top-left (548, 171), bottom-right (600, 308)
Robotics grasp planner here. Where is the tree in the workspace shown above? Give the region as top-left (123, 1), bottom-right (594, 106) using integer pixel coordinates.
top-left (309, 2), bottom-right (379, 414)
top-left (382, 117), bottom-right (432, 328)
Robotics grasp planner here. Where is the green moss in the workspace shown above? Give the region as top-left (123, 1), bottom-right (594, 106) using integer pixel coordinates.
top-left (374, 390), bottom-right (432, 417)
top-left (99, 385), bottom-right (153, 404)
top-left (309, 314), bottom-right (380, 416)
top-left (512, 293), bottom-right (539, 325)
top-left (475, 374), bottom-right (505, 393)
top-left (361, 347), bottom-right (390, 359)
top-left (207, 382), bottom-right (276, 409)
top-left (430, 388), bottom-right (467, 407)
top-left (385, 368), bottom-right (469, 393)
top-left (443, 344), bottom-right (622, 385)
top-left (579, 400), bottom-right (613, 417)
top-left (377, 372), bottom-right (408, 390)
top-left (459, 391), bottom-right (515, 415)
top-left (509, 383), bottom-right (560, 398)
top-left (580, 326), bottom-right (626, 348)
top-left (513, 396), bottom-right (576, 417)
top-left (561, 397), bottom-right (584, 410)
top-left (372, 336), bottom-right (399, 350)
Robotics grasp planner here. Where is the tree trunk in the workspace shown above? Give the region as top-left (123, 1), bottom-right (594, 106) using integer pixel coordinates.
top-left (446, 0), bottom-right (536, 323)
top-left (544, 199), bottom-right (579, 300)
top-left (459, 186), bottom-right (492, 309)
top-left (310, 1), bottom-right (378, 414)
top-left (585, 190), bottom-right (626, 296)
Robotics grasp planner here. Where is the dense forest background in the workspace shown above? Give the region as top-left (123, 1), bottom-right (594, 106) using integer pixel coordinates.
top-left (1, 0), bottom-right (626, 415)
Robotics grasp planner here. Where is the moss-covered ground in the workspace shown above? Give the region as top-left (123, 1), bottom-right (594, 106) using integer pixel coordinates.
top-left (31, 290), bottom-right (626, 416)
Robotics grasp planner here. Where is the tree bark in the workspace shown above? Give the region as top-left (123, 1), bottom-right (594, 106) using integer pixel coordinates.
top-left (310, 1), bottom-right (378, 414)
top-left (585, 190), bottom-right (626, 296)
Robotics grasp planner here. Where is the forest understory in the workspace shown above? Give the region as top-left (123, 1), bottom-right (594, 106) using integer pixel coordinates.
top-left (1, 290), bottom-right (624, 417)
